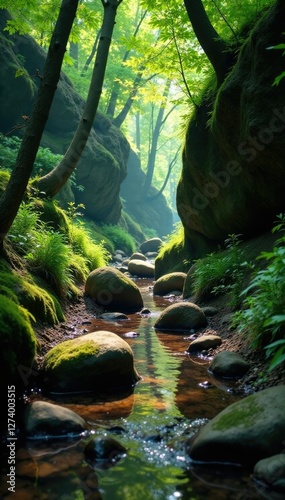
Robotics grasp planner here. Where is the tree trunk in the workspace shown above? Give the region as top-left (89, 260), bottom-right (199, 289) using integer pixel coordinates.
top-left (36, 0), bottom-right (122, 199)
top-left (141, 79), bottom-right (171, 199)
top-left (70, 41), bottom-right (79, 69)
top-left (0, 0), bottom-right (79, 253)
top-left (81, 29), bottom-right (101, 76)
top-left (183, 0), bottom-right (230, 84)
top-left (106, 9), bottom-right (147, 118)
top-left (112, 67), bottom-right (144, 128)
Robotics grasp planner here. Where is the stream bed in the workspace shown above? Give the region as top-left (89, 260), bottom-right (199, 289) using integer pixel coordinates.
top-left (1, 279), bottom-right (275, 499)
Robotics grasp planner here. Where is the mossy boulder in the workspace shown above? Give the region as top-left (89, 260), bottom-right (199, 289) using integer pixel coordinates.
top-left (85, 266), bottom-right (143, 312)
top-left (128, 259), bottom-right (155, 278)
top-left (187, 385), bottom-right (285, 466)
top-left (23, 401), bottom-right (87, 438)
top-left (153, 272), bottom-right (187, 296)
top-left (154, 301), bottom-right (207, 332)
top-left (0, 295), bottom-right (36, 389)
top-left (176, 1), bottom-right (285, 262)
top-left (42, 331), bottom-right (140, 392)
top-left (209, 351), bottom-right (250, 378)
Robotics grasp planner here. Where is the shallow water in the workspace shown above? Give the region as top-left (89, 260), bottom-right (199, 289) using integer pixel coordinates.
top-left (0, 279), bottom-right (279, 499)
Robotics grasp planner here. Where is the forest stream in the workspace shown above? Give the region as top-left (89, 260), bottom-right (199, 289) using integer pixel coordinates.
top-left (1, 278), bottom-right (280, 500)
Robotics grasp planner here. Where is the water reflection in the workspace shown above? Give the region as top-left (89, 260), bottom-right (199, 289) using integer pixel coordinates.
top-left (0, 279), bottom-right (271, 499)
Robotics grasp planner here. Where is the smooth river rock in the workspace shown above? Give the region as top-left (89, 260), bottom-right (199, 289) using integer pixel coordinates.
top-left (154, 301), bottom-right (207, 332)
top-left (187, 334), bottom-right (222, 353)
top-left (153, 272), bottom-right (187, 296)
top-left (209, 350), bottom-right (250, 378)
top-left (128, 259), bottom-right (155, 278)
top-left (23, 401), bottom-right (87, 438)
top-left (187, 385), bottom-right (285, 466)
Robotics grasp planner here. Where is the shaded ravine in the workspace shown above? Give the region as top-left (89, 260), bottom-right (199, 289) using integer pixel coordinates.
top-left (0, 279), bottom-right (273, 499)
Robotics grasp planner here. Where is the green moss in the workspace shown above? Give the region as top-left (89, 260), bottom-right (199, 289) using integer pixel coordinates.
top-left (0, 269), bottom-right (64, 324)
top-left (0, 295), bottom-right (36, 386)
top-left (0, 169), bottom-right (10, 193)
top-left (44, 340), bottom-right (100, 372)
top-left (155, 224), bottom-right (190, 278)
top-left (212, 400), bottom-right (263, 431)
top-left (33, 199), bottom-right (69, 234)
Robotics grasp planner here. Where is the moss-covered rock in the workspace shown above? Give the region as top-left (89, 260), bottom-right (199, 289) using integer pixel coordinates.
top-left (153, 272), bottom-right (187, 296)
top-left (187, 385), bottom-right (285, 466)
top-left (177, 1), bottom-right (285, 263)
top-left (42, 331), bottom-right (140, 392)
top-left (154, 301), bottom-right (207, 333)
top-left (0, 268), bottom-right (64, 324)
top-left (85, 266), bottom-right (143, 312)
top-left (0, 295), bottom-right (36, 388)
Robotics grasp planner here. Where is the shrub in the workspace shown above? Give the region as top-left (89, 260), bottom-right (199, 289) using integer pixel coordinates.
top-left (190, 234), bottom-right (250, 305)
top-left (101, 224), bottom-right (136, 255)
top-left (0, 295), bottom-right (36, 387)
top-left (233, 215), bottom-right (285, 370)
top-left (68, 222), bottom-right (110, 271)
top-left (25, 230), bottom-right (73, 298)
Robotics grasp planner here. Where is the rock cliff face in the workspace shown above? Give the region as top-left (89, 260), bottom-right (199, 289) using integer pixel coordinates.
top-left (177, 0), bottom-right (285, 261)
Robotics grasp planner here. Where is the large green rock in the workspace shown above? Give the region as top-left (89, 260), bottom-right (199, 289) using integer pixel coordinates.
top-left (42, 331), bottom-right (140, 392)
top-left (85, 266), bottom-right (143, 312)
top-left (176, 1), bottom-right (285, 261)
top-left (188, 385), bottom-right (285, 466)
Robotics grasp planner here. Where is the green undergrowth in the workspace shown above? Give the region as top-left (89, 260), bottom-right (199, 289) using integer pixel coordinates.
top-left (233, 214), bottom-right (285, 371)
top-left (0, 294), bottom-right (36, 388)
top-left (155, 222), bottom-right (190, 279)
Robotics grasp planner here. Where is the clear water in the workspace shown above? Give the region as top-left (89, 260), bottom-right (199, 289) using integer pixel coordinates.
top-left (0, 279), bottom-right (278, 499)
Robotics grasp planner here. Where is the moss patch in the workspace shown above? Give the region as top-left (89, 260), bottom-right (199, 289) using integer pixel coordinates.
top-left (44, 340), bottom-right (100, 372)
top-left (212, 399), bottom-right (263, 431)
top-left (0, 295), bottom-right (36, 386)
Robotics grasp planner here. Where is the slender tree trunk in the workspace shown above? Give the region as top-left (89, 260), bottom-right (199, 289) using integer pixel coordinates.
top-left (70, 41), bottom-right (79, 69)
top-left (147, 146), bottom-right (181, 201)
top-left (141, 79), bottom-right (171, 199)
top-left (36, 0), bottom-right (122, 199)
top-left (106, 9), bottom-right (147, 118)
top-left (81, 29), bottom-right (101, 76)
top-left (0, 0), bottom-right (79, 253)
top-left (135, 112), bottom-right (141, 162)
top-left (112, 67), bottom-right (144, 128)
top-left (183, 0), bottom-right (230, 84)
